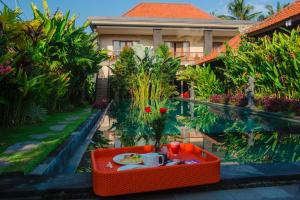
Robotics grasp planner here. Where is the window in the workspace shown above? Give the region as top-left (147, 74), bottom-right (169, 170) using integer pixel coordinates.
top-left (164, 41), bottom-right (190, 56)
top-left (113, 40), bottom-right (139, 55)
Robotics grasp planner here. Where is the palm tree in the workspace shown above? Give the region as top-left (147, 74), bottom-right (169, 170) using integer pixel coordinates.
top-left (258, 2), bottom-right (289, 21)
top-left (218, 0), bottom-right (261, 20)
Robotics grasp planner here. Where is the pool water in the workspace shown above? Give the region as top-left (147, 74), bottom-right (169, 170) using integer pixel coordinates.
top-left (86, 100), bottom-right (300, 166)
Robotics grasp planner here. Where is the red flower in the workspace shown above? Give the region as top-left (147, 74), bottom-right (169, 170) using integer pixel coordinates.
top-left (160, 108), bottom-right (167, 114)
top-left (145, 106), bottom-right (151, 113)
top-left (0, 65), bottom-right (12, 75)
top-left (182, 91), bottom-right (190, 98)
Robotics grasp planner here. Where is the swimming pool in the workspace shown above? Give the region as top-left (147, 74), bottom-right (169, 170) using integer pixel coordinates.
top-left (84, 99), bottom-right (300, 166)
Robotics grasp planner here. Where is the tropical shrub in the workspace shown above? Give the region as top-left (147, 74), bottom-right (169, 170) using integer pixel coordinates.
top-left (85, 75), bottom-right (96, 103)
top-left (210, 94), bottom-right (225, 104)
top-left (258, 97), bottom-right (300, 114)
top-left (24, 103), bottom-right (48, 124)
top-left (0, 1), bottom-right (108, 127)
top-left (221, 29), bottom-right (300, 99)
top-left (177, 65), bottom-right (224, 99)
top-left (210, 92), bottom-right (247, 106)
top-left (110, 47), bottom-right (136, 99)
top-left (111, 44), bottom-right (180, 107)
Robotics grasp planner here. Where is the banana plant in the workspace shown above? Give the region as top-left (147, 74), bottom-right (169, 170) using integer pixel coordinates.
top-left (0, 0), bottom-right (108, 127)
top-left (222, 28), bottom-right (300, 99)
top-left (177, 65), bottom-right (224, 99)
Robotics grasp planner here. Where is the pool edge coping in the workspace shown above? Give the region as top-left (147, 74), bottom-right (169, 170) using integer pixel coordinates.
top-left (30, 101), bottom-right (113, 175)
top-left (0, 162), bottom-right (299, 197)
top-left (176, 97), bottom-right (300, 123)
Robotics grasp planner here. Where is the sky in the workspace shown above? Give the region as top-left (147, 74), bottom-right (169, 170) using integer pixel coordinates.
top-left (0, 0), bottom-right (293, 28)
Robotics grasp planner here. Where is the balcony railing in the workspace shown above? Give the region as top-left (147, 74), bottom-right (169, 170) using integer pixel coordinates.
top-left (172, 52), bottom-right (203, 62)
top-left (108, 51), bottom-right (203, 62)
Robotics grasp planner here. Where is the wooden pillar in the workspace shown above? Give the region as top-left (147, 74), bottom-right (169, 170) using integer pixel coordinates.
top-left (153, 29), bottom-right (163, 49)
top-left (204, 30), bottom-right (213, 55)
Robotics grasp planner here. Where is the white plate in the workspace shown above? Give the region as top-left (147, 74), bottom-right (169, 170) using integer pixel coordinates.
top-left (117, 164), bottom-right (148, 171)
top-left (112, 153), bottom-right (143, 165)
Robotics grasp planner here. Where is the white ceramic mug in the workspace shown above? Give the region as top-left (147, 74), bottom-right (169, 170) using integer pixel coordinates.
top-left (142, 153), bottom-right (164, 167)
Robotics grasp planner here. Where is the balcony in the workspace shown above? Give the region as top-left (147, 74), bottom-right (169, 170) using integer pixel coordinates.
top-left (108, 51), bottom-right (203, 63)
top-left (172, 52), bottom-right (203, 62)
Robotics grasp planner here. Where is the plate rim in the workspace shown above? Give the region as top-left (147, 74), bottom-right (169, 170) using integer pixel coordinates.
top-left (112, 153), bottom-right (143, 165)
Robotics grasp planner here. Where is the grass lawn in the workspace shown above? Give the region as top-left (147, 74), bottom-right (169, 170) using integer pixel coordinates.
top-left (0, 106), bottom-right (94, 174)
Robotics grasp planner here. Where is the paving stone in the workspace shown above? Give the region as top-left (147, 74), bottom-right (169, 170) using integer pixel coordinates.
top-left (65, 116), bottom-right (80, 121)
top-left (30, 134), bottom-right (49, 140)
top-left (4, 141), bottom-right (40, 154)
top-left (84, 108), bottom-right (91, 112)
top-left (174, 185), bottom-right (300, 200)
top-left (253, 186), bottom-right (295, 199)
top-left (58, 121), bottom-right (72, 125)
top-left (49, 124), bottom-right (66, 132)
top-left (221, 164), bottom-right (264, 179)
top-left (71, 131), bottom-right (80, 136)
top-left (175, 190), bottom-right (235, 200)
top-left (0, 158), bottom-right (11, 167)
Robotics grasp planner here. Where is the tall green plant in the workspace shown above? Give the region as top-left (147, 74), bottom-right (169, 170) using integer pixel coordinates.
top-left (110, 47), bottom-right (136, 99)
top-left (0, 0), bottom-right (108, 127)
top-left (218, 0), bottom-right (261, 20)
top-left (221, 29), bottom-right (300, 99)
top-left (177, 65), bottom-right (224, 99)
top-left (111, 44), bottom-right (180, 105)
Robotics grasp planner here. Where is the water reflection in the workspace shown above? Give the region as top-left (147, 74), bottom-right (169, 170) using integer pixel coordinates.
top-left (95, 100), bottom-right (300, 164)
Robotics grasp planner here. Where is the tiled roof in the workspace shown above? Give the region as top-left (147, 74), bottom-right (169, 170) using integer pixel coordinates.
top-left (122, 2), bottom-right (216, 20)
top-left (197, 0), bottom-right (300, 65)
top-left (198, 34), bottom-right (242, 65)
top-left (247, 0), bottom-right (300, 35)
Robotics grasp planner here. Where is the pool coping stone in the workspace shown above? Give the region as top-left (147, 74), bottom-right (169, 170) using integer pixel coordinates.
top-left (177, 97), bottom-right (300, 123)
top-left (0, 161), bottom-right (299, 198)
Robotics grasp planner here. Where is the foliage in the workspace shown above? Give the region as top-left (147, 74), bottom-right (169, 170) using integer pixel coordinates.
top-left (221, 131), bottom-right (300, 163)
top-left (24, 103), bottom-right (48, 124)
top-left (220, 29), bottom-right (300, 99)
top-left (110, 47), bottom-right (136, 99)
top-left (180, 103), bottom-right (219, 133)
top-left (90, 130), bottom-right (110, 149)
top-left (109, 100), bottom-right (180, 147)
top-left (0, 1), bottom-right (107, 127)
top-left (218, 0), bottom-right (261, 20)
top-left (210, 92), bottom-right (247, 107)
top-left (111, 44), bottom-right (180, 105)
top-left (257, 97), bottom-right (300, 115)
top-left (177, 65), bottom-right (224, 99)
top-left (85, 75), bottom-right (96, 103)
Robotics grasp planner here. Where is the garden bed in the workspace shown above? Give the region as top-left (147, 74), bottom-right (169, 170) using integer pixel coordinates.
top-left (209, 94), bottom-right (300, 117)
top-left (0, 106), bottom-right (94, 174)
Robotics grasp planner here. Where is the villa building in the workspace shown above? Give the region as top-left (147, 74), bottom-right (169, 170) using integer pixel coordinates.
top-left (89, 2), bottom-right (254, 100)
top-left (89, 3), bottom-right (253, 66)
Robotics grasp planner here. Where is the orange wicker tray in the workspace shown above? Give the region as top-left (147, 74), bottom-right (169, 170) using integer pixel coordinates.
top-left (91, 143), bottom-right (220, 197)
